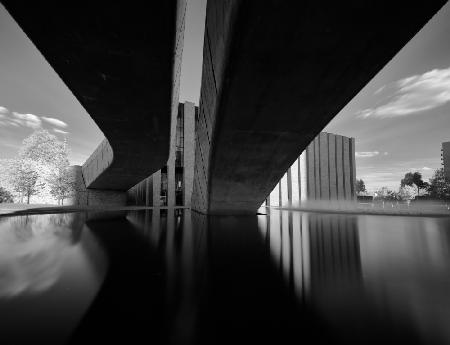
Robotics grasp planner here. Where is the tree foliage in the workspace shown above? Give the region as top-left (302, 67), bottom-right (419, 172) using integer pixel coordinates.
top-left (10, 159), bottom-right (44, 204)
top-left (401, 171), bottom-right (428, 196)
top-left (374, 187), bottom-right (397, 201)
top-left (428, 168), bottom-right (450, 200)
top-left (0, 186), bottom-right (14, 203)
top-left (355, 179), bottom-right (366, 194)
top-left (7, 130), bottom-right (74, 204)
top-left (398, 185), bottom-right (416, 202)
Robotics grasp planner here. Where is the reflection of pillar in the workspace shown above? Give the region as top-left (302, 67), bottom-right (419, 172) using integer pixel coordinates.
top-left (287, 168), bottom-right (292, 206)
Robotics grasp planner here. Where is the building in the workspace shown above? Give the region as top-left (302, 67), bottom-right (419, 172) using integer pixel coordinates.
top-left (442, 142), bottom-right (450, 180)
top-left (128, 102), bottom-right (197, 207)
top-left (267, 132), bottom-right (356, 207)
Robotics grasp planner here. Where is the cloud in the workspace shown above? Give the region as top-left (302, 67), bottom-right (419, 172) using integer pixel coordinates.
top-left (0, 106), bottom-right (8, 114)
top-left (357, 67), bottom-right (450, 118)
top-left (11, 112), bottom-right (41, 129)
top-left (422, 166), bottom-right (432, 171)
top-left (383, 152), bottom-right (388, 155)
top-left (356, 151), bottom-right (379, 158)
top-left (41, 116), bottom-right (68, 128)
top-left (53, 128), bottom-right (69, 134)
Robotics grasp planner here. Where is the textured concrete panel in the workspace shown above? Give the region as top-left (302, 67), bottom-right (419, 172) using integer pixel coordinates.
top-left (4, 1), bottom-right (186, 191)
top-left (343, 137), bottom-right (351, 200)
top-left (335, 136), bottom-right (344, 200)
top-left (314, 137), bottom-right (321, 199)
top-left (307, 145), bottom-right (316, 200)
top-left (349, 138), bottom-right (357, 200)
top-left (299, 153), bottom-right (308, 202)
top-left (191, 0), bottom-right (444, 214)
top-left (319, 133), bottom-right (329, 200)
top-left (153, 171), bottom-right (162, 207)
top-left (184, 103), bottom-right (196, 207)
top-left (328, 134), bottom-right (337, 200)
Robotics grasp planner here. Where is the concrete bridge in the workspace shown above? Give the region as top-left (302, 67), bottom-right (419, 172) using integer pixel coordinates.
top-left (191, 0), bottom-right (447, 215)
top-left (4, 1), bottom-right (446, 213)
top-left (3, 1), bottom-right (186, 203)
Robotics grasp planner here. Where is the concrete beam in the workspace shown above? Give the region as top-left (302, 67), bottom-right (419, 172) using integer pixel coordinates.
top-left (3, 1), bottom-right (186, 191)
top-left (192, 0), bottom-right (446, 215)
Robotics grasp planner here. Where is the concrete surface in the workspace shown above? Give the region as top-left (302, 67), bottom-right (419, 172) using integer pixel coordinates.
top-left (191, 0), bottom-right (446, 215)
top-left (3, 1), bottom-right (186, 191)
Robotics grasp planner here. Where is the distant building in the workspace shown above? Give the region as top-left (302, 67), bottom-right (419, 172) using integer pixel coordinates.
top-left (128, 102), bottom-right (197, 207)
top-left (442, 142), bottom-right (450, 180)
top-left (267, 132), bottom-right (356, 206)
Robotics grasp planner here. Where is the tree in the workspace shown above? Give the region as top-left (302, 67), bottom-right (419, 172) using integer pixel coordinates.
top-left (428, 168), bottom-right (450, 199)
top-left (355, 179), bottom-right (366, 194)
top-left (10, 159), bottom-right (44, 204)
top-left (374, 187), bottom-right (397, 201)
top-left (0, 187), bottom-right (14, 203)
top-left (401, 171), bottom-right (428, 196)
top-left (47, 166), bottom-right (75, 205)
top-left (14, 129), bottom-right (72, 204)
top-left (19, 129), bottom-right (68, 167)
top-left (398, 185), bottom-right (416, 204)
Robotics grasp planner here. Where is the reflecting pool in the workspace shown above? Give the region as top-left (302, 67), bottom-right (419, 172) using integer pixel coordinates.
top-left (1, 209), bottom-right (450, 344)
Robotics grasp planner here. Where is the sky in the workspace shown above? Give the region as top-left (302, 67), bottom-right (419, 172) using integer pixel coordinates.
top-left (0, 1), bottom-right (449, 192)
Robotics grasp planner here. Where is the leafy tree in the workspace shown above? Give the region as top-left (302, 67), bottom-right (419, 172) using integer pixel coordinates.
top-left (47, 166), bottom-right (75, 205)
top-left (374, 187), bottom-right (397, 201)
top-left (13, 129), bottom-right (73, 204)
top-left (19, 129), bottom-right (68, 167)
top-left (10, 159), bottom-right (44, 204)
top-left (401, 171), bottom-right (428, 196)
top-left (398, 185), bottom-right (416, 203)
top-left (355, 179), bottom-right (366, 194)
top-left (428, 168), bottom-right (450, 199)
top-left (0, 186), bottom-right (14, 203)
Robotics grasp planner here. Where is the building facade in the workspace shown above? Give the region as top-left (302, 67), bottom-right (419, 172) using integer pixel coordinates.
top-left (128, 102), bottom-right (197, 207)
top-left (442, 142), bottom-right (450, 180)
top-left (267, 132), bottom-right (356, 207)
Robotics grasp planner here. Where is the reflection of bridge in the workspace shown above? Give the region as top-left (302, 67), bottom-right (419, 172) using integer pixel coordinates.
top-left (4, 1), bottom-right (447, 214)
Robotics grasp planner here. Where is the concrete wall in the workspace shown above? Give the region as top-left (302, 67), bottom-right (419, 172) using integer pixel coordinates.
top-left (68, 166), bottom-right (127, 206)
top-left (442, 142), bottom-right (450, 180)
top-left (268, 132), bottom-right (356, 205)
top-left (127, 102), bottom-right (197, 207)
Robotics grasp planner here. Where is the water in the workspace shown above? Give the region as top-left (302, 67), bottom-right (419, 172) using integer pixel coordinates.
top-left (1, 209), bottom-right (450, 344)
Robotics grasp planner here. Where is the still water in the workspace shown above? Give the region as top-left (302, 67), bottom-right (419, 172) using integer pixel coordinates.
top-left (1, 209), bottom-right (450, 344)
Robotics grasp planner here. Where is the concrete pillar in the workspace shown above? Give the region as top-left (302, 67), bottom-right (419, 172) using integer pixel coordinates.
top-left (299, 152), bottom-right (308, 202)
top-left (319, 133), bottom-right (329, 200)
top-left (287, 167), bottom-right (292, 206)
top-left (307, 144), bottom-right (315, 200)
top-left (278, 182), bottom-right (282, 207)
top-left (184, 102), bottom-right (196, 207)
top-left (335, 135), bottom-right (344, 199)
top-left (146, 176), bottom-right (152, 206)
top-left (313, 136), bottom-right (320, 199)
top-left (153, 170), bottom-right (162, 207)
top-left (328, 133), bottom-right (337, 200)
top-left (266, 196), bottom-right (270, 207)
top-left (349, 137), bottom-right (357, 200)
top-left (343, 137), bottom-right (351, 200)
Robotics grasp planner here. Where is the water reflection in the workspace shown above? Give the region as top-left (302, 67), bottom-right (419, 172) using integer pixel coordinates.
top-left (0, 213), bottom-right (107, 345)
top-left (3, 209), bottom-right (450, 344)
top-left (259, 209), bottom-right (450, 344)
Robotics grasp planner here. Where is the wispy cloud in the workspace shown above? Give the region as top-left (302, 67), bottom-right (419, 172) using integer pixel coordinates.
top-left (0, 106), bottom-right (8, 114)
top-left (11, 112), bottom-right (41, 129)
top-left (356, 151), bottom-right (379, 158)
top-left (357, 67), bottom-right (450, 118)
top-left (42, 116), bottom-right (68, 128)
top-left (53, 128), bottom-right (69, 135)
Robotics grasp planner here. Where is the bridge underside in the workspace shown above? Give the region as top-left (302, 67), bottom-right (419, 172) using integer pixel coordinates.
top-left (192, 0), bottom-right (446, 215)
top-left (4, 1), bottom-right (186, 192)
